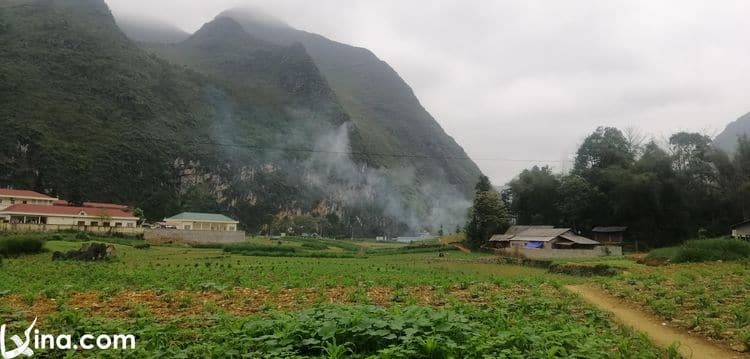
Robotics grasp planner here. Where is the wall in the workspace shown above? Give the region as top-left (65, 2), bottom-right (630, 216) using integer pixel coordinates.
top-left (733, 224), bottom-right (750, 238)
top-left (0, 223), bottom-right (143, 235)
top-left (144, 229), bottom-right (246, 244)
top-left (499, 245), bottom-right (622, 259)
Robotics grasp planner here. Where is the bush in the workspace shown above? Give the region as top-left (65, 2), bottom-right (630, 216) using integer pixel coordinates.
top-left (133, 243), bottom-right (151, 250)
top-left (649, 239), bottom-right (750, 263)
top-left (224, 243), bottom-right (297, 255)
top-left (301, 242), bottom-right (328, 250)
top-left (0, 236), bottom-right (45, 257)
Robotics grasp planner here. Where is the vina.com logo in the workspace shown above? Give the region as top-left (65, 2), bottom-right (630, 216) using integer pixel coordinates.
top-left (1, 318), bottom-right (136, 358)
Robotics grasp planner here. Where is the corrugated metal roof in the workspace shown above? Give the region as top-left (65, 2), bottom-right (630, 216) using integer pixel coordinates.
top-left (510, 236), bottom-right (558, 242)
top-left (517, 227), bottom-right (571, 238)
top-left (165, 212), bottom-right (238, 223)
top-left (592, 226), bottom-right (628, 233)
top-left (506, 225), bottom-right (554, 235)
top-left (560, 233), bottom-right (600, 245)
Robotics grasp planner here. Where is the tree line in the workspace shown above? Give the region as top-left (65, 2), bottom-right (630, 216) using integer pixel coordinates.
top-left (465, 127), bottom-right (750, 249)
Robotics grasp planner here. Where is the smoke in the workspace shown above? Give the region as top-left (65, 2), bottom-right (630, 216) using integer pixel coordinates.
top-left (302, 123), bottom-right (471, 232)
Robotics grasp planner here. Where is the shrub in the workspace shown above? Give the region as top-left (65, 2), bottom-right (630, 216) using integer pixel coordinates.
top-left (301, 242), bottom-right (329, 250)
top-left (650, 239), bottom-right (750, 263)
top-left (0, 236), bottom-right (45, 257)
top-left (133, 243), bottom-right (151, 250)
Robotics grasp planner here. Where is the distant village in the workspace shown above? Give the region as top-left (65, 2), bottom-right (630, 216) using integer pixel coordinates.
top-left (0, 188), bottom-right (244, 244)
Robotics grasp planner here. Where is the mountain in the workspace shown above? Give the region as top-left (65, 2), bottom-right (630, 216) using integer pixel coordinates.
top-left (715, 112), bottom-right (750, 154)
top-left (115, 15), bottom-right (190, 44)
top-left (0, 0), bottom-right (481, 235)
top-left (217, 9), bottom-right (482, 195)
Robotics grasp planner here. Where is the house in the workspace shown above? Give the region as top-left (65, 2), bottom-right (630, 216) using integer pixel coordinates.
top-left (0, 189), bottom-right (57, 211)
top-left (731, 220), bottom-right (750, 240)
top-left (0, 204), bottom-right (138, 227)
top-left (489, 227), bottom-right (600, 250)
top-left (488, 225), bottom-right (621, 259)
top-left (163, 212), bottom-right (239, 231)
top-left (591, 226), bottom-right (628, 245)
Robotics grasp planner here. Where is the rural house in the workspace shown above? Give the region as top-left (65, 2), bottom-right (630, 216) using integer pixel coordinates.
top-left (591, 226), bottom-right (628, 245)
top-left (0, 204), bottom-right (138, 227)
top-left (731, 220), bottom-right (750, 240)
top-left (488, 225), bottom-right (621, 259)
top-left (163, 212), bottom-right (239, 231)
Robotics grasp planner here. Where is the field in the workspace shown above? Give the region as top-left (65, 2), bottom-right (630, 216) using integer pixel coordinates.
top-left (0, 234), bottom-right (672, 358)
top-left (598, 260), bottom-right (750, 352)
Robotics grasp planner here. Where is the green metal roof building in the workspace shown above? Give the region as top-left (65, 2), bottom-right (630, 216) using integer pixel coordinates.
top-left (164, 212), bottom-right (239, 231)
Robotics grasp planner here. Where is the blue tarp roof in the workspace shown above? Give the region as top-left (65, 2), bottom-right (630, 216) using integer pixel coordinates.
top-left (525, 241), bottom-right (544, 249)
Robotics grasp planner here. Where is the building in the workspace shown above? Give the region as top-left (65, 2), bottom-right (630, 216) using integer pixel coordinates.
top-left (488, 225), bottom-right (621, 259)
top-left (731, 220), bottom-right (750, 240)
top-left (0, 204), bottom-right (138, 227)
top-left (489, 227), bottom-right (600, 250)
top-left (0, 189), bottom-right (57, 211)
top-left (591, 226), bottom-right (628, 245)
top-left (163, 212), bottom-right (239, 231)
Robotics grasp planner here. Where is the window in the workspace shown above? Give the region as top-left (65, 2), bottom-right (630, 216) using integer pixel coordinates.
top-left (91, 221), bottom-right (98, 227)
top-left (126, 223), bottom-right (134, 228)
top-left (22, 200), bottom-right (27, 204)
top-left (10, 198), bottom-right (15, 204)
top-left (115, 223), bottom-right (122, 227)
top-left (103, 222), bottom-right (111, 227)
top-left (185, 225), bottom-right (191, 230)
top-left (77, 221), bottom-right (85, 226)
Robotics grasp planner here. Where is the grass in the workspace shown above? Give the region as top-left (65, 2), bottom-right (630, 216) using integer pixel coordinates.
top-left (647, 238), bottom-right (750, 263)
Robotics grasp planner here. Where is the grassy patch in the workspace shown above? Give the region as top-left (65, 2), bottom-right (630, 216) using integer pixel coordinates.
top-left (648, 239), bottom-right (750, 263)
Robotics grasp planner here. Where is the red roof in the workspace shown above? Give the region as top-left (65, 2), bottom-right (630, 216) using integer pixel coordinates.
top-left (53, 200), bottom-right (129, 210)
top-left (1, 204), bottom-right (135, 219)
top-left (0, 189), bottom-right (55, 200)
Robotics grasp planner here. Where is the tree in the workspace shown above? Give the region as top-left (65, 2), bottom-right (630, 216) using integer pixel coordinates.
top-left (438, 225), bottom-right (444, 237)
top-left (132, 207), bottom-right (146, 225)
top-left (465, 176), bottom-right (510, 249)
top-left (507, 166), bottom-right (560, 225)
top-left (573, 127), bottom-right (634, 176)
top-left (555, 175), bottom-right (602, 230)
top-left (475, 175), bottom-right (492, 192)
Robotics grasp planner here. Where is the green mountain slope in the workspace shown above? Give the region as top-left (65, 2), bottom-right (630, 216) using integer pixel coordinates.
top-left (714, 112), bottom-right (750, 154)
top-left (218, 9), bottom-right (482, 196)
top-left (0, 0), bottom-right (480, 234)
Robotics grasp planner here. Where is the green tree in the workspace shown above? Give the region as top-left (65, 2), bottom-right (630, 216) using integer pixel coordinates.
top-left (475, 175), bottom-right (492, 192)
top-left (465, 176), bottom-right (509, 249)
top-left (573, 127), bottom-right (634, 176)
top-left (555, 175), bottom-right (602, 230)
top-left (507, 166), bottom-right (560, 225)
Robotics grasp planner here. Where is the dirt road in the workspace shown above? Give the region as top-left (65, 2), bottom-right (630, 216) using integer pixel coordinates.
top-left (565, 284), bottom-right (749, 359)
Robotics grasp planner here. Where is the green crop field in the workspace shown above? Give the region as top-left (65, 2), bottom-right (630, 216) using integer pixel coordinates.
top-left (598, 260), bottom-right (750, 351)
top-left (0, 234), bottom-right (671, 358)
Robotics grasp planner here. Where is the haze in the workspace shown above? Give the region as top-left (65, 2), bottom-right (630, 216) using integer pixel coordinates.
top-left (106, 0), bottom-right (750, 184)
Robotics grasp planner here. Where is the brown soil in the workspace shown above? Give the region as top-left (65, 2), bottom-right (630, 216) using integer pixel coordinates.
top-left (566, 284), bottom-right (750, 359)
top-left (4, 284), bottom-right (530, 323)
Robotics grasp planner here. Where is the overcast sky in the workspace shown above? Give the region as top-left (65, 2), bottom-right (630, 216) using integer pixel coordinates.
top-left (106, 0), bottom-right (750, 185)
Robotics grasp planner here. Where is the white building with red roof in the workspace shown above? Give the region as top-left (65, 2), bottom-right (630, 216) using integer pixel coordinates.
top-left (0, 189), bottom-right (58, 210)
top-left (0, 203), bottom-right (138, 227)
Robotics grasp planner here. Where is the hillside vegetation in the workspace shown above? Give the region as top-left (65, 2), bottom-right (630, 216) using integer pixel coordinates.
top-left (0, 0), bottom-right (481, 235)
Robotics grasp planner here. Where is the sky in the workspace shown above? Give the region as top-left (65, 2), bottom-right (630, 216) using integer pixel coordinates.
top-left (106, 0), bottom-right (750, 185)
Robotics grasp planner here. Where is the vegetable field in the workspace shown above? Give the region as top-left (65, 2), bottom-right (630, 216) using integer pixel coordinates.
top-left (0, 236), bottom-right (670, 357)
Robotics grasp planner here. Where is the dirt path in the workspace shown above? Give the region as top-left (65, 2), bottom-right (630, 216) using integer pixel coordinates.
top-left (452, 243), bottom-right (471, 253)
top-left (565, 285), bottom-right (749, 359)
